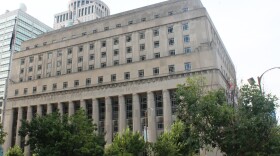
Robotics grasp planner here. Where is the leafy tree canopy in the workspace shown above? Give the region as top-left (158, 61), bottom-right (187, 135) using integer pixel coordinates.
top-left (5, 145), bottom-right (24, 156)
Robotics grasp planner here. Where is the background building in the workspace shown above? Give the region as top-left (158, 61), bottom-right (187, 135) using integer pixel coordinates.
top-left (3, 0), bottom-right (235, 155)
top-left (0, 4), bottom-right (52, 123)
top-left (53, 0), bottom-right (110, 29)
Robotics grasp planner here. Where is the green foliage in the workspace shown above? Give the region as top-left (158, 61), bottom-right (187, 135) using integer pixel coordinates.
top-left (19, 110), bottom-right (105, 156)
top-left (153, 121), bottom-right (199, 156)
top-left (5, 145), bottom-right (24, 156)
top-left (0, 123), bottom-right (7, 145)
top-left (105, 128), bottom-right (146, 156)
top-left (176, 77), bottom-right (280, 156)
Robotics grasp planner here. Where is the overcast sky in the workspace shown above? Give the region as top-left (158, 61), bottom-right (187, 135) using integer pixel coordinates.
top-left (1, 0), bottom-right (280, 120)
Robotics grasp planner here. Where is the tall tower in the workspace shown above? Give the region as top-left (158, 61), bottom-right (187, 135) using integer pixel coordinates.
top-left (53, 0), bottom-right (110, 29)
top-left (0, 4), bottom-right (52, 123)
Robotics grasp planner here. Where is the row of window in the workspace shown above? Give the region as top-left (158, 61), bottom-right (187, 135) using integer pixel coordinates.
top-left (15, 63), bottom-right (191, 95)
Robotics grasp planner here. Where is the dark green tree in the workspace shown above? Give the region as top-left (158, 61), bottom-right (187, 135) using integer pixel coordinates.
top-left (19, 110), bottom-right (105, 156)
top-left (0, 123), bottom-right (7, 145)
top-left (105, 128), bottom-right (146, 156)
top-left (176, 77), bottom-right (280, 156)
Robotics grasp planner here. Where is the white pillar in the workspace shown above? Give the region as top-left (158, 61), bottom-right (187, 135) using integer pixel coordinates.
top-left (80, 99), bottom-right (86, 111)
top-left (133, 93), bottom-right (141, 132)
top-left (58, 102), bottom-right (63, 115)
top-left (147, 91), bottom-right (157, 142)
top-left (92, 99), bottom-right (99, 128)
top-left (105, 97), bottom-right (112, 144)
top-left (47, 103), bottom-right (52, 114)
top-left (15, 107), bottom-right (22, 146)
top-left (24, 106), bottom-right (32, 156)
top-left (3, 108), bottom-right (14, 154)
top-left (118, 95), bottom-right (126, 133)
top-left (37, 105), bottom-right (42, 116)
top-left (163, 90), bottom-right (172, 131)
top-left (68, 101), bottom-right (75, 117)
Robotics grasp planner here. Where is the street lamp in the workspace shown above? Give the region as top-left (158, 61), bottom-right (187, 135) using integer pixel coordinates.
top-left (248, 67), bottom-right (280, 94)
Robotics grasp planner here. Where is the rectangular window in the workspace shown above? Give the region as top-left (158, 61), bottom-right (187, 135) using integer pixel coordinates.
top-left (116, 24), bottom-right (121, 28)
top-left (28, 76), bottom-right (32, 81)
top-left (104, 27), bottom-right (109, 31)
top-left (57, 61), bottom-right (62, 67)
top-left (154, 53), bottom-right (160, 58)
top-left (89, 43), bottom-right (94, 50)
top-left (15, 89), bottom-right (19, 95)
top-left (29, 57), bottom-right (34, 63)
top-left (111, 74), bottom-right (116, 82)
top-left (24, 88), bottom-right (28, 95)
top-left (184, 62), bottom-right (192, 71)
top-left (78, 67), bottom-right (82, 72)
top-left (126, 58), bottom-right (132, 63)
top-left (114, 60), bottom-right (119, 66)
top-left (184, 47), bottom-right (192, 54)
top-left (126, 35), bottom-right (131, 42)
top-left (154, 41), bottom-right (159, 48)
top-left (153, 29), bottom-right (159, 36)
top-left (89, 54), bottom-right (95, 60)
top-left (38, 55), bottom-right (43, 61)
top-left (57, 71), bottom-right (61, 76)
top-left (183, 7), bottom-right (188, 12)
top-left (86, 78), bottom-right (91, 86)
top-left (183, 23), bottom-right (189, 31)
top-left (93, 29), bottom-right (97, 33)
top-left (57, 50), bottom-right (62, 57)
top-left (67, 59), bottom-right (72, 64)
top-left (89, 65), bottom-right (94, 70)
top-left (21, 59), bottom-right (25, 65)
top-left (53, 83), bottom-right (57, 90)
top-left (63, 82), bottom-right (68, 89)
top-left (101, 62), bottom-right (106, 68)
top-left (33, 87), bottom-right (37, 93)
top-left (101, 41), bottom-right (106, 47)
top-left (37, 75), bottom-right (41, 79)
top-left (98, 76), bottom-right (103, 83)
top-left (113, 38), bottom-right (119, 45)
top-left (20, 68), bottom-right (24, 74)
top-left (48, 53), bottom-right (52, 59)
top-left (141, 18), bottom-right (146, 22)
top-left (138, 70), bottom-right (144, 78)
top-left (42, 85), bottom-right (47, 92)
top-left (29, 67), bottom-right (33, 72)
top-left (124, 72), bottom-right (130, 80)
top-left (139, 32), bottom-right (145, 39)
top-left (78, 57), bottom-right (83, 63)
top-left (47, 63), bottom-right (51, 69)
top-left (67, 69), bottom-right (72, 74)
top-left (140, 55), bottom-right (146, 61)
top-left (168, 11), bottom-right (173, 16)
top-left (68, 48), bottom-right (72, 55)
top-left (169, 65), bottom-right (175, 73)
top-left (153, 67), bottom-right (159, 75)
top-left (154, 14), bottom-right (159, 18)
top-left (128, 20), bottom-right (133, 25)
top-left (126, 47), bottom-right (132, 53)
top-left (140, 44), bottom-right (145, 51)
top-left (74, 80), bottom-right (79, 87)
top-left (184, 35), bottom-right (190, 43)
top-left (101, 52), bottom-right (106, 58)
top-left (169, 38), bottom-right (174, 46)
top-left (168, 26), bottom-right (173, 33)
top-left (169, 50), bottom-right (176, 56)
top-left (114, 49), bottom-right (119, 56)
top-left (78, 46), bottom-right (83, 52)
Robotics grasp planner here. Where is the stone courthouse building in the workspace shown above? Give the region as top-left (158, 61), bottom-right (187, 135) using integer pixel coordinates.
top-left (3, 0), bottom-right (235, 155)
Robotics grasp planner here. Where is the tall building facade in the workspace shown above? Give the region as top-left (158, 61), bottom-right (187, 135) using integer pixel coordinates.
top-left (54, 0), bottom-right (110, 30)
top-left (0, 6), bottom-right (52, 123)
top-left (4, 0), bottom-right (235, 155)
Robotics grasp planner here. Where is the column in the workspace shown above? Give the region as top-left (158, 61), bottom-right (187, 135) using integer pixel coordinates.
top-left (15, 107), bottom-right (22, 146)
top-left (147, 91), bottom-right (157, 142)
top-left (3, 109), bottom-right (14, 154)
top-left (68, 101), bottom-right (75, 117)
top-left (92, 99), bottom-right (99, 128)
top-left (133, 93), bottom-right (141, 132)
top-left (47, 103), bottom-right (52, 114)
top-left (163, 90), bottom-right (172, 131)
top-left (24, 106), bottom-right (32, 156)
top-left (37, 105), bottom-right (42, 116)
top-left (105, 97), bottom-right (112, 144)
top-left (118, 95), bottom-right (126, 133)
top-left (80, 99), bottom-right (86, 111)
top-left (58, 102), bottom-right (63, 115)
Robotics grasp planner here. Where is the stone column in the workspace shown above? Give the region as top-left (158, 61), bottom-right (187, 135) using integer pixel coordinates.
top-left (118, 95), bottom-right (126, 133)
top-left (24, 106), bottom-right (32, 156)
top-left (105, 97), bottom-right (112, 144)
top-left (163, 90), bottom-right (172, 131)
top-left (92, 99), bottom-right (99, 128)
top-left (15, 107), bottom-right (22, 146)
top-left (80, 99), bottom-right (86, 111)
top-left (3, 108), bottom-right (14, 154)
top-left (133, 93), bottom-right (141, 132)
top-left (47, 103), bottom-right (52, 114)
top-left (58, 102), bottom-right (63, 115)
top-left (37, 105), bottom-right (42, 116)
top-left (147, 91), bottom-right (157, 142)
top-left (68, 101), bottom-right (75, 117)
